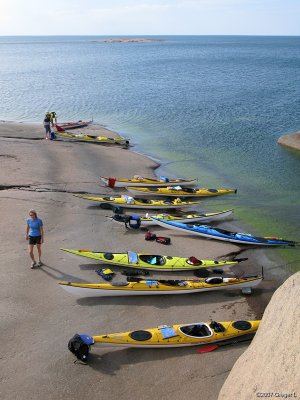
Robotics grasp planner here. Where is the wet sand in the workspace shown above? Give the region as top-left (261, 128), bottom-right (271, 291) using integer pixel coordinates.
top-left (0, 121), bottom-right (271, 400)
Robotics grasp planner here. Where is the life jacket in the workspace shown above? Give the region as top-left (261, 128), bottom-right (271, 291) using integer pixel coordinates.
top-left (155, 236), bottom-right (171, 245)
top-left (145, 230), bottom-right (156, 241)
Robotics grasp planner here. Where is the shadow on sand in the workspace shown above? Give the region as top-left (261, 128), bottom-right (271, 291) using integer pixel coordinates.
top-left (37, 263), bottom-right (87, 283)
top-left (72, 338), bottom-right (252, 376)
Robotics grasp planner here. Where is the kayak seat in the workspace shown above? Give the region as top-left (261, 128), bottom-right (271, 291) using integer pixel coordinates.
top-left (139, 255), bottom-right (166, 265)
top-left (182, 188), bottom-right (196, 193)
top-left (181, 324), bottom-right (211, 337)
top-left (216, 228), bottom-right (234, 236)
top-left (186, 256), bottom-right (202, 266)
top-left (158, 280), bottom-right (186, 287)
top-left (139, 198), bottom-right (151, 204)
top-left (205, 277), bottom-right (223, 285)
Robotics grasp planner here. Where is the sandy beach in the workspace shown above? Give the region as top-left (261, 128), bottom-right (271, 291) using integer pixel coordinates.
top-left (0, 121), bottom-right (278, 400)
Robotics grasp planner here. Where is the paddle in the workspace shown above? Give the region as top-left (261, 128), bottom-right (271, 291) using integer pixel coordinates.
top-left (197, 344), bottom-right (218, 353)
top-left (196, 335), bottom-right (255, 354)
top-left (233, 257), bottom-right (248, 262)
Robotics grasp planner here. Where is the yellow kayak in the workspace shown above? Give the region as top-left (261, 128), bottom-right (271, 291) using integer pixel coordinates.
top-left (59, 275), bottom-right (262, 297)
top-left (74, 195), bottom-right (200, 209)
top-left (68, 319), bottom-right (260, 360)
top-left (100, 176), bottom-right (198, 188)
top-left (61, 248), bottom-right (239, 271)
top-left (55, 131), bottom-right (129, 144)
top-left (126, 186), bottom-right (237, 197)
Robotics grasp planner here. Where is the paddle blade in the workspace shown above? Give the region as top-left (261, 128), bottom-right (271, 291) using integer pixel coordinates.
top-left (196, 344), bottom-right (218, 353)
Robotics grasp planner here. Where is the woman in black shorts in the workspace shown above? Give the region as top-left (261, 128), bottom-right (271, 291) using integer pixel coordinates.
top-left (26, 210), bottom-right (44, 268)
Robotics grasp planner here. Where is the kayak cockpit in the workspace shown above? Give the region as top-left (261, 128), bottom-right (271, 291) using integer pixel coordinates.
top-left (179, 323), bottom-right (213, 338)
top-left (138, 254), bottom-right (166, 265)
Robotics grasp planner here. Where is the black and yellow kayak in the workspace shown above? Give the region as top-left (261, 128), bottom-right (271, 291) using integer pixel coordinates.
top-left (74, 195), bottom-right (200, 209)
top-left (68, 319), bottom-right (260, 360)
top-left (61, 248), bottom-right (239, 271)
top-left (59, 275), bottom-right (262, 297)
top-left (126, 186), bottom-right (237, 198)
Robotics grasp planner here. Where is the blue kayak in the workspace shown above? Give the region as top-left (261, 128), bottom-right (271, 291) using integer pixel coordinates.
top-left (151, 218), bottom-right (298, 246)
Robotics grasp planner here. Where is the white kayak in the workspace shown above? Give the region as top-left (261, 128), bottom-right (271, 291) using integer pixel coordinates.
top-left (111, 209), bottom-right (233, 227)
top-left (59, 275), bottom-right (262, 297)
top-left (100, 176), bottom-right (198, 188)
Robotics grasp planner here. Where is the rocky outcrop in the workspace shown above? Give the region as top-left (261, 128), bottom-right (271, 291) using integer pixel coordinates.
top-left (278, 131), bottom-right (300, 151)
top-left (92, 38), bottom-right (166, 43)
top-left (218, 272), bottom-right (300, 400)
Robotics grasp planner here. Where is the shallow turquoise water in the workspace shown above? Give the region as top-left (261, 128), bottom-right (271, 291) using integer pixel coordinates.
top-left (0, 35), bottom-right (299, 268)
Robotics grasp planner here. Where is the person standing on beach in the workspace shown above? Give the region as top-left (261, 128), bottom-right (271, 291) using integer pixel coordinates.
top-left (26, 210), bottom-right (44, 269)
top-left (43, 115), bottom-right (51, 139)
top-left (50, 111), bottom-right (57, 127)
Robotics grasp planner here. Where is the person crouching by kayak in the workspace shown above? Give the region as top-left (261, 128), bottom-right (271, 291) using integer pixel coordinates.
top-left (43, 115), bottom-right (51, 139)
top-left (26, 210), bottom-right (44, 269)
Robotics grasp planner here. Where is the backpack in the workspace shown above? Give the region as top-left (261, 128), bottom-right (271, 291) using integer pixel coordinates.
top-left (68, 334), bottom-right (91, 361)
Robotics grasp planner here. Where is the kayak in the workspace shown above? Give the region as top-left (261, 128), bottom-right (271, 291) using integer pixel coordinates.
top-left (74, 195), bottom-right (200, 209)
top-left (61, 248), bottom-right (239, 271)
top-left (68, 319), bottom-right (260, 360)
top-left (126, 186), bottom-right (237, 198)
top-left (111, 209), bottom-right (233, 227)
top-left (55, 131), bottom-right (129, 144)
top-left (152, 218), bottom-right (298, 246)
top-left (59, 275), bottom-right (262, 297)
top-left (100, 176), bottom-right (198, 188)
top-left (56, 121), bottom-right (92, 130)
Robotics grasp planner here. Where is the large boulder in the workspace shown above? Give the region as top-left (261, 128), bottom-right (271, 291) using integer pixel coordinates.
top-left (278, 131), bottom-right (300, 151)
top-left (218, 272), bottom-right (300, 400)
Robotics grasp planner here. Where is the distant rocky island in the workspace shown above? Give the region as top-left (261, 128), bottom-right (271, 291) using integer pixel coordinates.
top-left (91, 38), bottom-right (167, 43)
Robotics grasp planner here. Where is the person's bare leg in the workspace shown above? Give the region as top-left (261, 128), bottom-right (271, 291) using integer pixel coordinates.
top-left (28, 244), bottom-right (36, 268)
top-left (37, 244), bottom-right (43, 266)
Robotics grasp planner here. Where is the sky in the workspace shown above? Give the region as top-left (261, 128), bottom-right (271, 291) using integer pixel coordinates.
top-left (0, 0), bottom-right (299, 36)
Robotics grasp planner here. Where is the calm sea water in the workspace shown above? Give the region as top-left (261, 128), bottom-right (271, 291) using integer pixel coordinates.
top-left (0, 36), bottom-right (299, 268)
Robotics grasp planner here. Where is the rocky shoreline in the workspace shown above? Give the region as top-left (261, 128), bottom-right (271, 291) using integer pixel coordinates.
top-left (219, 272), bottom-right (300, 399)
